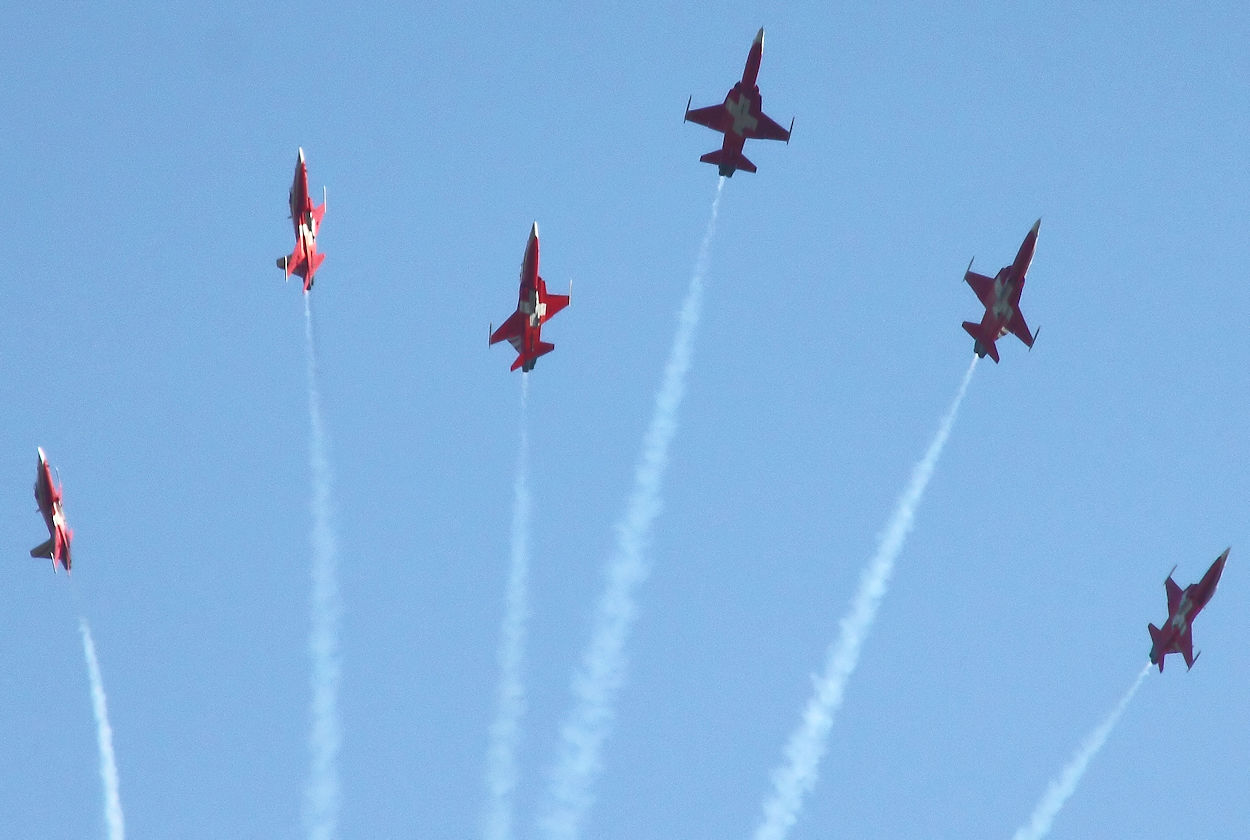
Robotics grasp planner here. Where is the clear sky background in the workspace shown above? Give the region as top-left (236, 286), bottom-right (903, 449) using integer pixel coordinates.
top-left (1, 4), bottom-right (1247, 839)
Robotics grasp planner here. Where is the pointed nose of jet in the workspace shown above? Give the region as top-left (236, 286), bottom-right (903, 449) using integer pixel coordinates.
top-left (298, 146), bottom-right (306, 164)
top-left (1031, 218), bottom-right (1042, 235)
top-left (37, 446), bottom-right (47, 465)
top-left (1215, 547), bottom-right (1231, 574)
top-left (755, 27), bottom-right (765, 46)
top-left (530, 221), bottom-right (539, 240)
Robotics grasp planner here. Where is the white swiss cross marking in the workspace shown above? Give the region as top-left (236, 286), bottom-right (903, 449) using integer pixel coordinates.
top-left (992, 278), bottom-right (1014, 319)
top-left (1170, 596), bottom-right (1194, 630)
top-left (727, 94), bottom-right (758, 137)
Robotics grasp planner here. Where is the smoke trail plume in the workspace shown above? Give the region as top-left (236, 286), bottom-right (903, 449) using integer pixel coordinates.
top-left (483, 375), bottom-right (533, 840)
top-left (304, 294), bottom-right (342, 840)
top-left (79, 617), bottom-right (125, 840)
top-left (754, 356), bottom-right (978, 840)
top-left (1011, 662), bottom-right (1151, 840)
top-left (539, 179), bottom-right (726, 840)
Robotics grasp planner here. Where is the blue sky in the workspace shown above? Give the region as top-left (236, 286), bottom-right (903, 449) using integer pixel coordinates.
top-left (1, 4), bottom-right (1247, 838)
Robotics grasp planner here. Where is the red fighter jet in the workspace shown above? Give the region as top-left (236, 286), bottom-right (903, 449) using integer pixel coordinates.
top-left (276, 147), bottom-right (326, 292)
top-left (961, 219), bottom-right (1041, 363)
top-left (1148, 547), bottom-right (1229, 672)
top-left (684, 27), bottom-right (793, 177)
top-left (489, 222), bottom-right (570, 372)
top-left (30, 447), bottom-right (72, 575)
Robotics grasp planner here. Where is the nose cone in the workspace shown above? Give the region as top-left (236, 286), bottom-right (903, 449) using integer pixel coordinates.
top-left (37, 446), bottom-right (47, 465)
top-left (755, 27), bottom-right (764, 45)
top-left (530, 221), bottom-right (539, 240)
top-left (298, 146), bottom-right (305, 164)
top-left (1031, 218), bottom-right (1041, 235)
top-left (1212, 547), bottom-right (1230, 578)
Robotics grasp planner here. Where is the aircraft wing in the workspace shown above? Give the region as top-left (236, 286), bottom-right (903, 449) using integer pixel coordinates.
top-left (544, 293), bottom-right (569, 321)
top-left (1007, 309), bottom-right (1035, 347)
top-left (1166, 577), bottom-right (1183, 615)
top-left (538, 277), bottom-right (569, 321)
top-left (685, 102), bottom-right (729, 133)
top-left (1178, 626), bottom-right (1196, 669)
top-left (490, 311), bottom-right (526, 346)
top-left (964, 270), bottom-right (995, 306)
top-left (747, 110), bottom-right (791, 142)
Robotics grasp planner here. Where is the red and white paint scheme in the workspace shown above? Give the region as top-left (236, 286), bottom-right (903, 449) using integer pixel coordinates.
top-left (489, 222), bottom-right (570, 373)
top-left (276, 147), bottom-right (327, 292)
top-left (684, 28), bottom-right (793, 177)
top-left (30, 447), bottom-right (72, 575)
top-left (1149, 548), bottom-right (1229, 672)
top-left (961, 219), bottom-right (1041, 363)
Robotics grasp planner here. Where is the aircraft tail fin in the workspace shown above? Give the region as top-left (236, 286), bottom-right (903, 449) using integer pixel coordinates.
top-left (699, 149), bottom-right (757, 176)
top-left (962, 321), bottom-right (1000, 363)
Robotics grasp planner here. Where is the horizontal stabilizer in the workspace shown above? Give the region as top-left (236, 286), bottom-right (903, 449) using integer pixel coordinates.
top-left (1148, 623), bottom-right (1165, 672)
top-left (962, 321), bottom-right (1000, 363)
top-left (699, 149), bottom-right (757, 175)
top-left (511, 340), bottom-right (557, 372)
top-left (30, 537), bottom-right (54, 559)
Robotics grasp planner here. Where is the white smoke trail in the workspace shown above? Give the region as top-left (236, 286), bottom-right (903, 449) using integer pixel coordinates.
top-left (79, 617), bottom-right (125, 840)
top-left (754, 355), bottom-right (979, 840)
top-left (538, 179), bottom-right (726, 840)
top-left (304, 293), bottom-right (342, 840)
top-left (1011, 662), bottom-right (1151, 840)
top-left (483, 375), bottom-right (533, 840)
